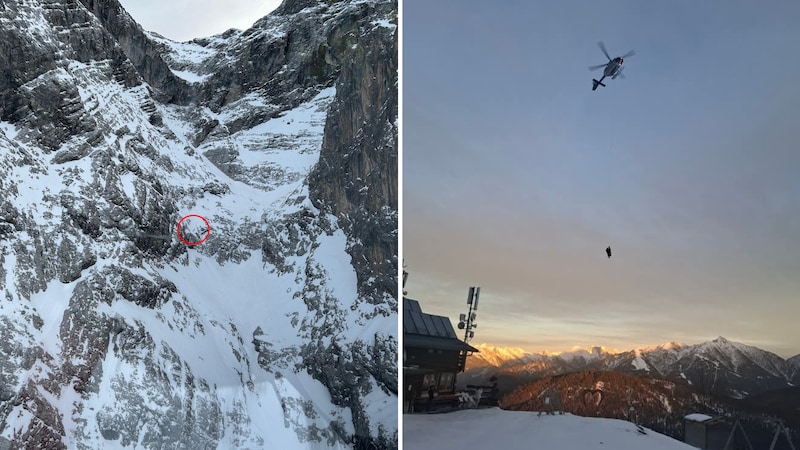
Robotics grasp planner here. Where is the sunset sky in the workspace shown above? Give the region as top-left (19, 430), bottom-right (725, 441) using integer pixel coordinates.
top-left (403, 0), bottom-right (800, 358)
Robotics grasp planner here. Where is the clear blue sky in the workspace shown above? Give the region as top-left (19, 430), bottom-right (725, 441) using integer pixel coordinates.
top-left (403, 0), bottom-right (800, 358)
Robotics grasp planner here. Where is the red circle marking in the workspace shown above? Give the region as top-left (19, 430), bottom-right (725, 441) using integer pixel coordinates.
top-left (176, 214), bottom-right (210, 246)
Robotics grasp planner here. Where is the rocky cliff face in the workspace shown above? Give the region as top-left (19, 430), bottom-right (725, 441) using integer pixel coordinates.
top-left (0, 0), bottom-right (397, 449)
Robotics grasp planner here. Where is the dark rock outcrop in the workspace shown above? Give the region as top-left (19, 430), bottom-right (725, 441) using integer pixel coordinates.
top-left (77, 0), bottom-right (189, 102)
top-left (309, 0), bottom-right (398, 308)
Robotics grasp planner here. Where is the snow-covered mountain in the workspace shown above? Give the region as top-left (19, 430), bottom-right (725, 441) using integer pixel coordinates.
top-left (404, 408), bottom-right (697, 450)
top-left (467, 344), bottom-right (544, 368)
top-left (0, 0), bottom-right (397, 449)
top-left (469, 343), bottom-right (618, 368)
top-left (461, 344), bottom-right (618, 388)
top-left (598, 337), bottom-right (794, 398)
top-left (465, 337), bottom-right (796, 398)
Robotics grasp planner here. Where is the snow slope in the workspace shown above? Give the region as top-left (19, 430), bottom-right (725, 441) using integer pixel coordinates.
top-left (1, 77), bottom-right (371, 449)
top-left (403, 409), bottom-right (696, 450)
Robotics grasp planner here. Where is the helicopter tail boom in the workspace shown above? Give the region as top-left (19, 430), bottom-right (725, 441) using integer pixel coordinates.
top-left (592, 78), bottom-right (606, 91)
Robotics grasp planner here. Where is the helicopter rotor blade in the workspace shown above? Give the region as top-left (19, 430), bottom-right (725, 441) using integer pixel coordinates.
top-left (598, 41), bottom-right (611, 61)
top-left (616, 66), bottom-right (627, 79)
top-left (621, 50), bottom-right (636, 59)
top-left (588, 63), bottom-right (607, 71)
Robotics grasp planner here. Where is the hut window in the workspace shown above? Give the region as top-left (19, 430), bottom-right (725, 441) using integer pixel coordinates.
top-left (438, 372), bottom-right (455, 390)
top-left (423, 373), bottom-right (437, 388)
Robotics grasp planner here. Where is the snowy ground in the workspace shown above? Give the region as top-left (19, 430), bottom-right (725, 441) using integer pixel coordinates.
top-left (403, 409), bottom-right (697, 450)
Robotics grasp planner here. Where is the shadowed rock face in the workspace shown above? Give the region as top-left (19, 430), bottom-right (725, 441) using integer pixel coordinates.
top-left (76, 0), bottom-right (189, 103)
top-left (1, 0), bottom-right (143, 149)
top-left (309, 0), bottom-right (398, 308)
top-left (0, 0), bottom-right (397, 448)
top-left (305, 8), bottom-right (398, 445)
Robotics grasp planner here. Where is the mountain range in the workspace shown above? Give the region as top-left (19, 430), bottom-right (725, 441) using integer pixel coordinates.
top-left (464, 337), bottom-right (800, 399)
top-left (476, 339), bottom-right (800, 447)
top-left (0, 0), bottom-right (397, 448)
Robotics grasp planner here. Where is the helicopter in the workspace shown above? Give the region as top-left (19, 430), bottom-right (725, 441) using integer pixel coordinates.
top-left (589, 41), bottom-right (635, 91)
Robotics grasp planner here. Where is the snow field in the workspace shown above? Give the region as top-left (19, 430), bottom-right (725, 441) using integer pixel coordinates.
top-left (404, 408), bottom-right (697, 450)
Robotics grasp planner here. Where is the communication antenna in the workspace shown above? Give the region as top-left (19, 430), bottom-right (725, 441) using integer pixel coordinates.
top-left (402, 260), bottom-right (408, 296)
top-left (458, 287), bottom-right (480, 343)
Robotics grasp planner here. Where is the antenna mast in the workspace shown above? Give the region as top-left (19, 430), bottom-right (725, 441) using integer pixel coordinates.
top-left (458, 287), bottom-right (480, 343)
